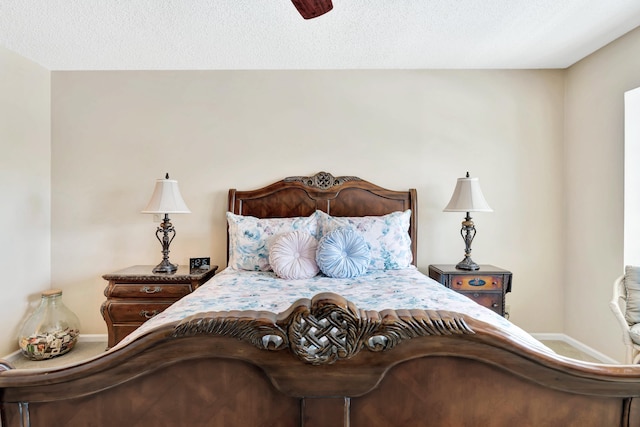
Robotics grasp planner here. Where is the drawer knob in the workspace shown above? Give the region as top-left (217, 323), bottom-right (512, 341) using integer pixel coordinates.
top-left (492, 303), bottom-right (498, 308)
top-left (140, 309), bottom-right (159, 319)
top-left (141, 286), bottom-right (162, 294)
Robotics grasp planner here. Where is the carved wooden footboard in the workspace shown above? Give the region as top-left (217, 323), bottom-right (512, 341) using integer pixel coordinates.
top-left (174, 292), bottom-right (474, 366)
top-left (3, 292), bottom-right (640, 426)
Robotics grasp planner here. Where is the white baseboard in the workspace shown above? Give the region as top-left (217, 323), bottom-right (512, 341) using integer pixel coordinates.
top-left (78, 334), bottom-right (108, 343)
top-left (531, 332), bottom-right (619, 364)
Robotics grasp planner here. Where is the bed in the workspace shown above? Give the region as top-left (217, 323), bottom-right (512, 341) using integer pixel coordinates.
top-left (2, 171), bottom-right (640, 427)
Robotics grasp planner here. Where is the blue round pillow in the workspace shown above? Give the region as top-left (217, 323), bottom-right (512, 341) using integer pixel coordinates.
top-left (316, 227), bottom-right (370, 278)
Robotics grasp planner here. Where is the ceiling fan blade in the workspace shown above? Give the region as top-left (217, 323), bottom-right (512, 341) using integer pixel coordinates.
top-left (291, 0), bottom-right (333, 19)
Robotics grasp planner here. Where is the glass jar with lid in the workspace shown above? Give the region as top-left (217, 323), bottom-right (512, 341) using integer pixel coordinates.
top-left (18, 289), bottom-right (81, 360)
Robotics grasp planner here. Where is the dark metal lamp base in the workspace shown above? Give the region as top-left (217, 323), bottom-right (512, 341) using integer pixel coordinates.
top-left (152, 260), bottom-right (177, 274)
top-left (455, 256), bottom-right (479, 271)
top-left (152, 213), bottom-right (178, 274)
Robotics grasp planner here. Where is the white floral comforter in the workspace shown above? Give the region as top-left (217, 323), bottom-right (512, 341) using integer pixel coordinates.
top-left (116, 266), bottom-right (550, 352)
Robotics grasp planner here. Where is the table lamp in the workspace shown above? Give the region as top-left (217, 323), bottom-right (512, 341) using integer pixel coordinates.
top-left (443, 172), bottom-right (493, 270)
top-left (141, 173), bottom-right (191, 273)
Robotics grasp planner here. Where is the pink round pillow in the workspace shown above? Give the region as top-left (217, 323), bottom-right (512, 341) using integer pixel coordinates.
top-left (269, 231), bottom-right (319, 280)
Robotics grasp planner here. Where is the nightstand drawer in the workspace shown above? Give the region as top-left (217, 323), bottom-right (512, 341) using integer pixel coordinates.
top-left (450, 275), bottom-right (503, 291)
top-left (460, 292), bottom-right (503, 315)
top-left (109, 325), bottom-right (139, 345)
top-left (104, 301), bottom-right (173, 322)
top-left (108, 283), bottom-right (194, 299)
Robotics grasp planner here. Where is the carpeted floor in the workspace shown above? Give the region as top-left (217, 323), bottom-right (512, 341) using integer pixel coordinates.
top-left (5, 340), bottom-right (107, 370)
top-left (540, 340), bottom-right (604, 363)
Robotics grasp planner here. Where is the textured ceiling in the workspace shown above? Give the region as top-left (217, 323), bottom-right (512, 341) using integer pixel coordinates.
top-left (1, 0), bottom-right (640, 71)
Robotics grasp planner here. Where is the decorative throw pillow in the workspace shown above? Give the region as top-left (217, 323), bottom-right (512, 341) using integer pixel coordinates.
top-left (316, 227), bottom-right (370, 279)
top-left (316, 210), bottom-right (412, 271)
top-left (625, 265), bottom-right (640, 325)
top-left (630, 324), bottom-right (640, 345)
top-left (226, 212), bottom-right (318, 271)
top-left (269, 231), bottom-right (319, 280)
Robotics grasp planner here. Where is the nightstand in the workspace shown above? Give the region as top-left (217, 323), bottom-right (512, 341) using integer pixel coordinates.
top-left (101, 264), bottom-right (218, 348)
top-left (427, 264), bottom-right (512, 317)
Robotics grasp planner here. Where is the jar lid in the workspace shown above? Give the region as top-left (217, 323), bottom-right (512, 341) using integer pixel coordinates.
top-left (42, 289), bottom-right (62, 297)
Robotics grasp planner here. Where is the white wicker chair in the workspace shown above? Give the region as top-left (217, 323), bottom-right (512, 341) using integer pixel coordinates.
top-left (610, 274), bottom-right (640, 364)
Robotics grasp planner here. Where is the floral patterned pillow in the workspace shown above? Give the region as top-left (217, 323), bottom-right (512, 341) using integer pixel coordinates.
top-left (316, 210), bottom-right (412, 271)
top-left (226, 212), bottom-right (318, 271)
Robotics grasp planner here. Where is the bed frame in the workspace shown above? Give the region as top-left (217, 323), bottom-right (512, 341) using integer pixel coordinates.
top-left (2, 171), bottom-right (640, 426)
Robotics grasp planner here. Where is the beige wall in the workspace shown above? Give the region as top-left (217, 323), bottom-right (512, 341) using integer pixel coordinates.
top-left (50, 70), bottom-right (566, 340)
top-left (564, 26), bottom-right (640, 362)
top-left (0, 46), bottom-right (51, 356)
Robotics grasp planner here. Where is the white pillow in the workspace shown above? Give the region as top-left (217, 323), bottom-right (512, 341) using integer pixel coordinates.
top-left (269, 231), bottom-right (319, 280)
top-left (227, 212), bottom-right (318, 271)
top-left (316, 210), bottom-right (412, 271)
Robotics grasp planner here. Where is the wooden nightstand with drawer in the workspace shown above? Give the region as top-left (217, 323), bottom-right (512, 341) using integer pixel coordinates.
top-left (101, 264), bottom-right (218, 348)
top-left (427, 264), bottom-right (512, 317)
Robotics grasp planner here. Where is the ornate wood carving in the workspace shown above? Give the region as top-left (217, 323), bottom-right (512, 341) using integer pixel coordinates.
top-left (173, 292), bottom-right (474, 365)
top-left (284, 172), bottom-right (362, 190)
top-left (0, 359), bottom-right (14, 372)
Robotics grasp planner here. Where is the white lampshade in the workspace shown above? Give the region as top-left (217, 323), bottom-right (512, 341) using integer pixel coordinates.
top-left (443, 174), bottom-right (493, 213)
top-left (141, 175), bottom-right (191, 214)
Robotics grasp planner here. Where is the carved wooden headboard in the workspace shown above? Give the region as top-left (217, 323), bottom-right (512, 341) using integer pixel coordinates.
top-left (227, 171), bottom-right (417, 265)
